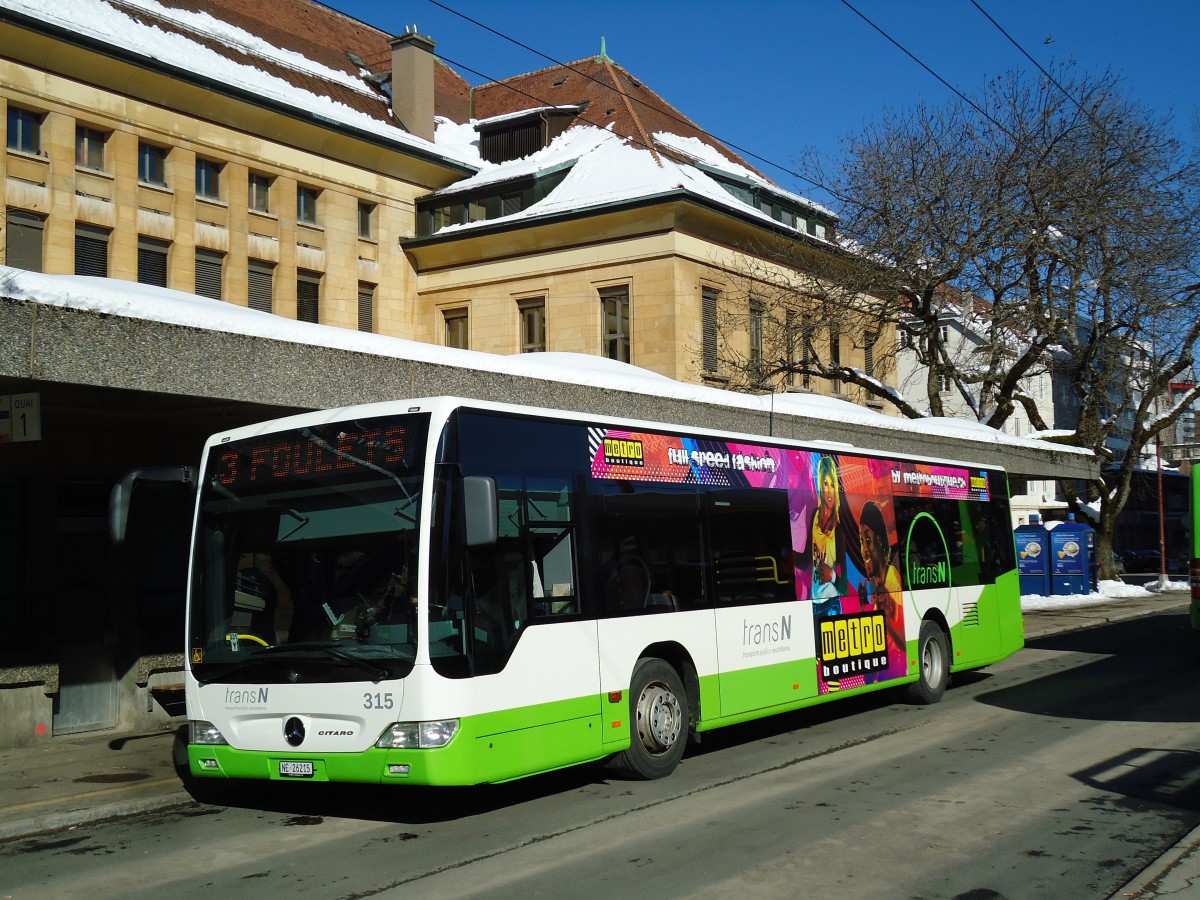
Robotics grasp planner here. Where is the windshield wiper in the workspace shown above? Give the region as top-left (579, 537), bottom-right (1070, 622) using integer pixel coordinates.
top-left (252, 641), bottom-right (390, 682)
top-left (279, 507), bottom-right (310, 541)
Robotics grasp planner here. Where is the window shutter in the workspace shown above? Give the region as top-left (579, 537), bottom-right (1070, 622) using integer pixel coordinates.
top-left (75, 224), bottom-right (109, 277)
top-left (195, 249), bottom-right (223, 300)
top-left (297, 271), bottom-right (320, 323)
top-left (6, 210), bottom-right (44, 271)
top-left (702, 287), bottom-right (718, 372)
top-left (247, 260), bottom-right (273, 313)
top-left (358, 283), bottom-right (374, 332)
top-left (137, 236), bottom-right (169, 287)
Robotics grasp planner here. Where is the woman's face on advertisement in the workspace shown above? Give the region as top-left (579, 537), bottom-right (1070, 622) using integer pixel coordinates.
top-left (821, 471), bottom-right (835, 508)
top-left (860, 523), bottom-right (882, 576)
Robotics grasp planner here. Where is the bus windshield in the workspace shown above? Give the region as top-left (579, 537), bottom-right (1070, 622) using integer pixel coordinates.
top-left (188, 413), bottom-right (429, 684)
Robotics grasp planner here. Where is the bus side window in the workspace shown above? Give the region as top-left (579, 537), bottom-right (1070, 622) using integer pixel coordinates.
top-left (592, 482), bottom-right (703, 614)
top-left (527, 476), bottom-right (578, 618)
top-left (707, 487), bottom-right (794, 606)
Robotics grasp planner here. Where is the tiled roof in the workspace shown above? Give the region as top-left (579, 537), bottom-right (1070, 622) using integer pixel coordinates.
top-left (471, 55), bottom-right (763, 177)
top-left (96, 2), bottom-right (744, 173)
top-left (126, 0), bottom-right (470, 124)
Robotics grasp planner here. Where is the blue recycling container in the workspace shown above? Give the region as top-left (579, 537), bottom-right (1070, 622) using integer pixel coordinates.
top-left (1050, 513), bottom-right (1094, 595)
top-left (1015, 514), bottom-right (1050, 596)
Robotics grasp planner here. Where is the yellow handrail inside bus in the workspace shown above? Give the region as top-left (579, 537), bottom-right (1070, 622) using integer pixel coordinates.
top-left (225, 633), bottom-right (270, 647)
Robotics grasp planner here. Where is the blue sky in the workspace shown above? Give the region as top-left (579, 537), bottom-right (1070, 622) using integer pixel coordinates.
top-left (328, 1), bottom-right (1200, 206)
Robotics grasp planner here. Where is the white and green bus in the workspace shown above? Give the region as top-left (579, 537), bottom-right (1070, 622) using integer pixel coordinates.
top-left (185, 396), bottom-right (1022, 785)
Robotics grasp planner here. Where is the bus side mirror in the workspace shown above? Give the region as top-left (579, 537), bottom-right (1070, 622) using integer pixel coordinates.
top-left (461, 476), bottom-right (498, 547)
top-left (108, 465), bottom-right (196, 544)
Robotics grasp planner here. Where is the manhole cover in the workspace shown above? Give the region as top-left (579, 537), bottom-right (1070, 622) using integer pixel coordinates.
top-left (73, 772), bottom-right (151, 784)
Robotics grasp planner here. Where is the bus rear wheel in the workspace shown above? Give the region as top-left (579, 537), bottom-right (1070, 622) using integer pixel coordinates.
top-left (614, 658), bottom-right (687, 779)
top-left (906, 619), bottom-right (949, 705)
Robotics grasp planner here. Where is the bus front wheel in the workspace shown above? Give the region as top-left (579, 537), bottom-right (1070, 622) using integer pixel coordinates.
top-left (615, 658), bottom-right (687, 779)
top-left (906, 619), bottom-right (949, 705)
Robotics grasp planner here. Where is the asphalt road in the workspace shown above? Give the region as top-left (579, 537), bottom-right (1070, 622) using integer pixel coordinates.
top-left (3, 608), bottom-right (1198, 900)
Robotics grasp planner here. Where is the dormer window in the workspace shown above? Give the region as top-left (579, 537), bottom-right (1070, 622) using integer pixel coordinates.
top-left (414, 166), bottom-right (572, 237)
top-left (698, 163), bottom-right (835, 239)
top-left (476, 106), bottom-right (583, 164)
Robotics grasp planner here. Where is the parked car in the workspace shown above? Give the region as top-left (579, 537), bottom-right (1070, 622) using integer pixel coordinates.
top-left (1116, 548), bottom-right (1187, 574)
top-left (1116, 549), bottom-right (1160, 573)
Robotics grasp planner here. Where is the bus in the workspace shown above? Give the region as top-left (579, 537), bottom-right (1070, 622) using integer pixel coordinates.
top-left (184, 396), bottom-right (1021, 785)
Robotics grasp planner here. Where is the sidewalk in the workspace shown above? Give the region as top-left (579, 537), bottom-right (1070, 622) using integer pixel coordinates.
top-left (0, 591), bottom-right (1193, 897)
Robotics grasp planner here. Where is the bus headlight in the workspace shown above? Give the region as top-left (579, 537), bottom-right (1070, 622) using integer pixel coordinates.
top-left (190, 720), bottom-right (228, 745)
top-left (375, 719), bottom-right (459, 749)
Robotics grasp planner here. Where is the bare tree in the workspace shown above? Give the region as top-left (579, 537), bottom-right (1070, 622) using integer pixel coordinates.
top-left (710, 66), bottom-right (1200, 577)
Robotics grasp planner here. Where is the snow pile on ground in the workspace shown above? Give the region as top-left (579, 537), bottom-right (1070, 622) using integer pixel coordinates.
top-left (1021, 578), bottom-right (1190, 611)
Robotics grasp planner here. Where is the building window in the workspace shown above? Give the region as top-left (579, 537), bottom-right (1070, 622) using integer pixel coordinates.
top-left (519, 297), bottom-right (546, 352)
top-left (75, 126), bottom-right (106, 171)
top-left (444, 307), bottom-right (468, 349)
top-left (939, 372), bottom-right (952, 394)
top-left (702, 286), bottom-right (719, 372)
top-left (248, 173), bottom-right (271, 214)
top-left (358, 201), bottom-right (376, 239)
top-left (800, 328), bottom-right (812, 390)
top-left (297, 186), bottom-right (319, 225)
top-left (600, 286), bottom-right (630, 363)
top-left (196, 158), bottom-right (222, 201)
top-left (137, 236), bottom-right (169, 287)
top-left (247, 259), bottom-right (274, 313)
top-left (865, 331), bottom-right (878, 379)
top-left (749, 300), bottom-right (764, 382)
top-left (6, 106), bottom-right (41, 154)
top-left (784, 308), bottom-right (799, 388)
top-left (6, 209), bottom-right (44, 271)
top-left (195, 248), bottom-right (223, 300)
top-left (829, 327), bottom-right (841, 394)
top-left (358, 282), bottom-right (375, 332)
top-left (75, 223), bottom-right (110, 277)
top-left (138, 142), bottom-right (167, 186)
top-left (297, 270), bottom-right (320, 323)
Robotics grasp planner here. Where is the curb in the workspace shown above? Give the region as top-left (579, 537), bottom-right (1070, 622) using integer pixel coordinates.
top-left (0, 780), bottom-right (193, 841)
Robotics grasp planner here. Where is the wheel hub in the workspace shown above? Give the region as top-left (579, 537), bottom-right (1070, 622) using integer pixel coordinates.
top-left (637, 683), bottom-right (682, 753)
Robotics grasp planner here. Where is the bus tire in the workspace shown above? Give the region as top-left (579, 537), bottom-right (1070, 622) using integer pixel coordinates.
top-left (906, 619), bottom-right (949, 705)
top-left (614, 657), bottom-right (687, 779)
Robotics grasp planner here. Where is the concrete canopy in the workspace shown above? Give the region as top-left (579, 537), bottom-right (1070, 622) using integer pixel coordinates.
top-left (0, 295), bottom-right (1097, 481)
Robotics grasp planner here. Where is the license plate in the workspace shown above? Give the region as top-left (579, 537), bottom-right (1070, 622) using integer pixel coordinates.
top-left (279, 761), bottom-right (314, 777)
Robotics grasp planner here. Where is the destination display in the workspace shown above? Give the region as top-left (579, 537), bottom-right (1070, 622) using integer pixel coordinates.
top-left (210, 415), bottom-right (427, 490)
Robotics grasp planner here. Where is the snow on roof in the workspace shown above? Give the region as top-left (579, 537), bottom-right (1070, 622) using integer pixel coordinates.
top-left (2, 0), bottom-right (480, 169)
top-left (653, 132), bottom-right (837, 220)
top-left (474, 106), bottom-right (584, 127)
top-left (428, 124), bottom-right (837, 241)
top-left (0, 265), bottom-right (1090, 459)
top-left (118, 0), bottom-right (376, 98)
top-left (433, 117), bottom-right (485, 168)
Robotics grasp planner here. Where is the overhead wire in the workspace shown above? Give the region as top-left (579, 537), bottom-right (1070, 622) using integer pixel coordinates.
top-left (968, 0), bottom-right (1090, 120)
top-left (969, 1), bottom-right (1197, 192)
top-left (836, 0), bottom-right (1017, 142)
